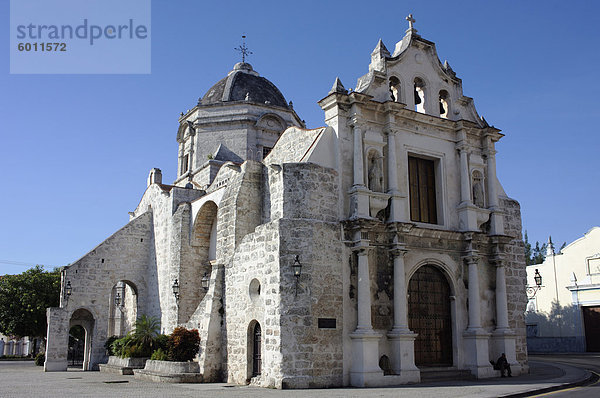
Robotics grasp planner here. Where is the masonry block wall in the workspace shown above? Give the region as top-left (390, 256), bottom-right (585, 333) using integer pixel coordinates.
top-left (46, 212), bottom-right (154, 371)
top-left (500, 197), bottom-right (528, 368)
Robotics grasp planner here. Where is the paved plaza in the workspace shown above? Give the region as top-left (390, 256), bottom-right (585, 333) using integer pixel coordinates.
top-left (0, 359), bottom-right (593, 397)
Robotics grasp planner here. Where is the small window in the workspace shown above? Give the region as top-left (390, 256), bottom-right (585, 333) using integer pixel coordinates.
top-left (408, 156), bottom-right (437, 224)
top-left (414, 78), bottom-right (425, 113)
top-left (181, 154), bottom-right (189, 175)
top-left (318, 318), bottom-right (336, 329)
top-left (389, 76), bottom-right (401, 102)
top-left (439, 90), bottom-right (450, 118)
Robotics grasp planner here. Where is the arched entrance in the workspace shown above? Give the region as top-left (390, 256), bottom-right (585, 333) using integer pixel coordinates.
top-left (68, 325), bottom-right (85, 367)
top-left (69, 308), bottom-right (95, 370)
top-left (247, 321), bottom-right (262, 378)
top-left (408, 265), bottom-right (453, 366)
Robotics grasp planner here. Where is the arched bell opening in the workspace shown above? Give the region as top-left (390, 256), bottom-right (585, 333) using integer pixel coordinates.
top-left (413, 77), bottom-right (426, 113)
top-left (439, 90), bottom-right (450, 119)
top-left (389, 76), bottom-right (401, 103)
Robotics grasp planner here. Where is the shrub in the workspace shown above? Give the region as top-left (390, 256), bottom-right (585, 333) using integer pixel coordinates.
top-left (167, 327), bottom-right (200, 362)
top-left (34, 353), bottom-right (45, 366)
top-left (150, 348), bottom-right (168, 361)
top-left (155, 334), bottom-right (169, 352)
top-left (104, 335), bottom-right (119, 356)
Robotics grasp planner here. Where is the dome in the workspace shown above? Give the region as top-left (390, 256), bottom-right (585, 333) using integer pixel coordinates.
top-left (200, 62), bottom-right (289, 108)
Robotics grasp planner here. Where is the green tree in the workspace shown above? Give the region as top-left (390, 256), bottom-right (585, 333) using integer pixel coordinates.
top-left (523, 231), bottom-right (547, 266)
top-left (0, 265), bottom-right (60, 338)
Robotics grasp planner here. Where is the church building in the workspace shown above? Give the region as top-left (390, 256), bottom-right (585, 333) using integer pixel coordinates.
top-left (45, 16), bottom-right (529, 388)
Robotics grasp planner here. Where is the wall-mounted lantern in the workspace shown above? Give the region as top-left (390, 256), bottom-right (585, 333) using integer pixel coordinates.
top-left (201, 272), bottom-right (210, 291)
top-left (172, 279), bottom-right (180, 303)
top-left (64, 281), bottom-right (72, 299)
top-left (292, 255), bottom-right (302, 295)
top-left (526, 269), bottom-right (543, 299)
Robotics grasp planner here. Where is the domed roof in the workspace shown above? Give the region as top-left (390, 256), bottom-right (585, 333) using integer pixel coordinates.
top-left (200, 62), bottom-right (289, 108)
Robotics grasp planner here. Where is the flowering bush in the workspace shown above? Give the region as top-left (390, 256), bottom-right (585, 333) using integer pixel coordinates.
top-left (167, 327), bottom-right (200, 362)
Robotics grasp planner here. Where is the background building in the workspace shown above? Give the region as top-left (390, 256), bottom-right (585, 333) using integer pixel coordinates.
top-left (526, 227), bottom-right (600, 353)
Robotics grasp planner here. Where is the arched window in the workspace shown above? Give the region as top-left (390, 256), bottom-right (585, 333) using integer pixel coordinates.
top-left (439, 90), bottom-right (450, 119)
top-left (389, 76), bottom-right (401, 102)
top-left (414, 78), bottom-right (426, 113)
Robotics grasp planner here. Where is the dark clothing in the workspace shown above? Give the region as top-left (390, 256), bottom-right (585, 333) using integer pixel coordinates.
top-left (496, 355), bottom-right (512, 377)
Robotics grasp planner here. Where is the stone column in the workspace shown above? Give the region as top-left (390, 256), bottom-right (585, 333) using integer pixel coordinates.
top-left (387, 244), bottom-right (420, 382)
top-left (353, 122), bottom-right (365, 187)
top-left (495, 264), bottom-right (509, 330)
top-left (463, 255), bottom-right (494, 378)
top-left (355, 249), bottom-right (373, 332)
top-left (350, 246), bottom-right (382, 387)
top-left (485, 143), bottom-right (504, 235)
top-left (459, 147), bottom-right (471, 205)
top-left (386, 130), bottom-right (406, 222)
top-left (467, 257), bottom-right (482, 331)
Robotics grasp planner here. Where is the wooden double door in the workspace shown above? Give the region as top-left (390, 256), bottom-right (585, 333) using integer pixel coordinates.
top-left (408, 265), bottom-right (453, 366)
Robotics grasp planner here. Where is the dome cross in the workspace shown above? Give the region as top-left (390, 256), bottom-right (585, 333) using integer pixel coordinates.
top-left (234, 35), bottom-right (253, 63)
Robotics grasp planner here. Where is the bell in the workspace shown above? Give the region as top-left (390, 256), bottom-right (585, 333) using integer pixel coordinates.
top-left (439, 101), bottom-right (446, 115)
top-left (414, 89), bottom-right (421, 105)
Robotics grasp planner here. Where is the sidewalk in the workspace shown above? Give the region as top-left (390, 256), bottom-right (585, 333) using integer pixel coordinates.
top-left (0, 360), bottom-right (593, 397)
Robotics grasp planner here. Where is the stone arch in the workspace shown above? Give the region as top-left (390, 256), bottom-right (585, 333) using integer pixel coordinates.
top-left (246, 320), bottom-right (262, 380)
top-left (178, 201), bottom-right (218, 322)
top-left (413, 77), bottom-right (426, 113)
top-left (108, 280), bottom-right (139, 337)
top-left (407, 263), bottom-right (454, 367)
top-left (69, 308), bottom-right (95, 371)
top-left (439, 89), bottom-right (450, 119)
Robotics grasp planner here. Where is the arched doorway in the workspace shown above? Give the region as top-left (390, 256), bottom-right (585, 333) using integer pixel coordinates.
top-left (108, 281), bottom-right (138, 337)
top-left (69, 308), bottom-right (95, 370)
top-left (408, 265), bottom-right (453, 366)
top-left (247, 321), bottom-right (262, 378)
top-left (68, 325), bottom-right (85, 367)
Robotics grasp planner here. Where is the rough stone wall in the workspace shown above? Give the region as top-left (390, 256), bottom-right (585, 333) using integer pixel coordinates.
top-left (51, 212), bottom-right (155, 369)
top-left (132, 184), bottom-right (203, 333)
top-left (278, 219), bottom-right (343, 388)
top-left (277, 163), bottom-right (343, 388)
top-left (499, 196), bottom-right (528, 367)
top-left (225, 221), bottom-right (281, 386)
top-left (216, 161), bottom-right (263, 264)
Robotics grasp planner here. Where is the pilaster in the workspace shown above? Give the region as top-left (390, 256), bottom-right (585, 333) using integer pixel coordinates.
top-left (462, 246), bottom-right (494, 378)
top-left (349, 232), bottom-right (382, 386)
top-left (387, 238), bottom-right (419, 381)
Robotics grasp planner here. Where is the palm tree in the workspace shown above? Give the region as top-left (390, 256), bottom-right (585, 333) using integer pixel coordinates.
top-left (133, 315), bottom-right (160, 353)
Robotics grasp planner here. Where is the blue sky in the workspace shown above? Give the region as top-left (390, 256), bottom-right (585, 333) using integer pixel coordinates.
top-left (1, 0), bottom-right (599, 275)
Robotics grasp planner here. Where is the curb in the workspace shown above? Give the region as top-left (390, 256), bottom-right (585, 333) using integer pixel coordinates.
top-left (501, 370), bottom-right (598, 397)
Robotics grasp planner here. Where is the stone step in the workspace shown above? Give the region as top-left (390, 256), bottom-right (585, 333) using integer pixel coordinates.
top-left (419, 368), bottom-right (475, 382)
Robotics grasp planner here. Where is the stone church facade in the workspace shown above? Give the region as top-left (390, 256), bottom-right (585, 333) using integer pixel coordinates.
top-left (45, 18), bottom-right (529, 388)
